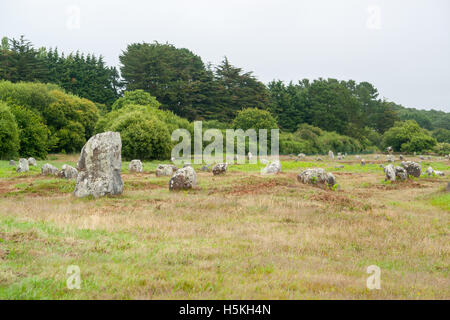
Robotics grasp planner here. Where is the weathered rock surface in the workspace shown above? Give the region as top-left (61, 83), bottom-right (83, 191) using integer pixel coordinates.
top-left (298, 153), bottom-right (305, 159)
top-left (129, 160), bottom-right (143, 173)
top-left (27, 157), bottom-right (37, 166)
top-left (41, 163), bottom-right (59, 176)
top-left (361, 159), bottom-right (366, 166)
top-left (297, 168), bottom-right (336, 188)
top-left (384, 164), bottom-right (396, 181)
top-left (156, 164), bottom-right (178, 177)
top-left (9, 160), bottom-right (15, 166)
top-left (169, 166), bottom-right (197, 190)
top-left (248, 152), bottom-right (253, 161)
top-left (401, 161), bottom-right (421, 178)
top-left (262, 161), bottom-right (281, 175)
top-left (74, 132), bottom-right (123, 198)
top-left (59, 164), bottom-right (78, 179)
top-left (16, 158), bottom-right (29, 173)
top-left (394, 166), bottom-right (408, 180)
top-left (212, 163), bottom-right (228, 175)
top-left (328, 150), bottom-right (334, 159)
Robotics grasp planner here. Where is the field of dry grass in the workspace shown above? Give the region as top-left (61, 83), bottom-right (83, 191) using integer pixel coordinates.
top-left (0, 154), bottom-right (448, 299)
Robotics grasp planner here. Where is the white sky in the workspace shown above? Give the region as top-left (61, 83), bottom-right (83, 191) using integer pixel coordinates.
top-left (1, 0), bottom-right (449, 112)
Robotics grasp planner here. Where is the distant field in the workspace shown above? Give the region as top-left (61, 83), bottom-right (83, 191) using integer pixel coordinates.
top-left (0, 154), bottom-right (448, 299)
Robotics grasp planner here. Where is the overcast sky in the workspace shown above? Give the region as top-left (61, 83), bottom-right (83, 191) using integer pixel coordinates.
top-left (1, 0), bottom-right (449, 112)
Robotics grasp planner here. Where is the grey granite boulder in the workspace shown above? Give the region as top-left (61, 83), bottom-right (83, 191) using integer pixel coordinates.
top-left (394, 166), bottom-right (408, 181)
top-left (16, 158), bottom-right (29, 173)
top-left (129, 160), bottom-right (143, 173)
top-left (27, 157), bottom-right (37, 166)
top-left (384, 164), bottom-right (396, 182)
top-left (9, 160), bottom-right (15, 166)
top-left (59, 164), bottom-right (78, 179)
top-left (169, 166), bottom-right (197, 190)
top-left (74, 132), bottom-right (123, 198)
top-left (297, 168), bottom-right (336, 188)
top-left (41, 163), bottom-right (59, 176)
top-left (156, 164), bottom-right (178, 177)
top-left (212, 163), bottom-right (228, 175)
top-left (261, 161), bottom-right (281, 175)
top-left (401, 161), bottom-right (421, 178)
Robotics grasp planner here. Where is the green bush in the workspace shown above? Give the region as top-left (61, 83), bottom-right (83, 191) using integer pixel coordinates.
top-left (98, 104), bottom-right (173, 160)
top-left (108, 110), bottom-right (171, 160)
top-left (10, 105), bottom-right (49, 159)
top-left (0, 102), bottom-right (20, 159)
top-left (232, 108), bottom-right (278, 132)
top-left (0, 80), bottom-right (99, 154)
top-left (111, 90), bottom-right (160, 111)
top-left (432, 143), bottom-right (450, 156)
top-left (382, 120), bottom-right (436, 153)
top-left (432, 128), bottom-right (450, 143)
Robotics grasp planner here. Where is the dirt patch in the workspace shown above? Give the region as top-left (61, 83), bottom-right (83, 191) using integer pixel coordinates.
top-left (310, 191), bottom-right (363, 209)
top-left (374, 180), bottom-right (427, 190)
top-left (0, 230), bottom-right (39, 243)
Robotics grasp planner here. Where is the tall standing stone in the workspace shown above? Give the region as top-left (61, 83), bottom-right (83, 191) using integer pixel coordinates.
top-left (74, 132), bottom-right (123, 198)
top-left (328, 150), bottom-right (334, 159)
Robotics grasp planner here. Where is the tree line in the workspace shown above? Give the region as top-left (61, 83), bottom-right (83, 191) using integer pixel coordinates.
top-left (0, 36), bottom-right (449, 159)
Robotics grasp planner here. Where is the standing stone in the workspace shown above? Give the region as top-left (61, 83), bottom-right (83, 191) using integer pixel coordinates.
top-left (59, 164), bottom-right (78, 179)
top-left (16, 158), bottom-right (29, 173)
top-left (394, 166), bottom-right (408, 180)
top-left (9, 160), bottom-right (15, 166)
top-left (386, 146), bottom-right (393, 154)
top-left (74, 132), bottom-right (123, 198)
top-left (262, 161), bottom-right (281, 175)
top-left (169, 166), bottom-right (197, 190)
top-left (200, 165), bottom-right (210, 172)
top-left (328, 150), bottom-right (334, 159)
top-left (129, 160), bottom-right (143, 173)
top-left (361, 159), bottom-right (366, 166)
top-left (247, 152), bottom-right (253, 161)
top-left (374, 155), bottom-right (379, 160)
top-left (41, 163), bottom-right (59, 176)
top-left (297, 168), bottom-right (337, 188)
top-left (316, 157), bottom-right (323, 161)
top-left (387, 155), bottom-right (395, 162)
top-left (156, 164), bottom-right (178, 177)
top-left (401, 161), bottom-right (421, 178)
top-left (426, 166), bottom-right (434, 176)
top-left (212, 163), bottom-right (228, 175)
top-left (355, 155), bottom-right (360, 160)
top-left (298, 153), bottom-right (305, 159)
top-left (27, 157), bottom-right (37, 166)
top-left (399, 155), bottom-right (404, 160)
top-left (384, 164), bottom-right (396, 181)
